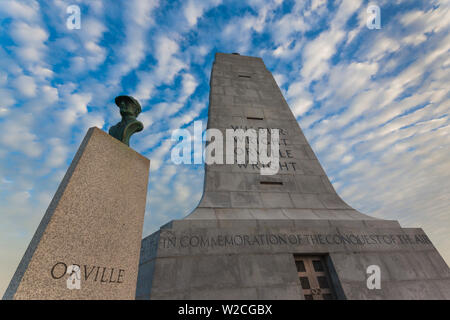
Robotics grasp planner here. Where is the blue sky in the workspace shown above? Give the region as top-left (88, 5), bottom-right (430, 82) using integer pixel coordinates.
top-left (0, 0), bottom-right (449, 295)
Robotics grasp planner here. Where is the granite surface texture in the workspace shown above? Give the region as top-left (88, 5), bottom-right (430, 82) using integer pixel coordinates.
top-left (4, 127), bottom-right (150, 300)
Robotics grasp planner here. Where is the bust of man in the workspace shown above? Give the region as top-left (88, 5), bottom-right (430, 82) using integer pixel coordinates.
top-left (108, 95), bottom-right (144, 146)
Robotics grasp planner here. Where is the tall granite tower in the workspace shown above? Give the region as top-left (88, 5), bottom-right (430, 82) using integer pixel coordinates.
top-left (136, 53), bottom-right (450, 300)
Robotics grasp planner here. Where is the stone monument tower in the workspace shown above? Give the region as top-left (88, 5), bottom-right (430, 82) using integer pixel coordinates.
top-left (136, 53), bottom-right (450, 300)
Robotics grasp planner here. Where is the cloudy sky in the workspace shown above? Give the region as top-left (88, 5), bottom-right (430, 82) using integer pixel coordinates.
top-left (0, 0), bottom-right (449, 295)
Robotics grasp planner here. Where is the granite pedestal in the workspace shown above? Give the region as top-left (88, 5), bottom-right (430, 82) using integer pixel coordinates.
top-left (4, 127), bottom-right (150, 300)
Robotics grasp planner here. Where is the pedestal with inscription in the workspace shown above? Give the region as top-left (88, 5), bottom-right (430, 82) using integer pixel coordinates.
top-left (3, 127), bottom-right (150, 300)
top-left (136, 53), bottom-right (449, 300)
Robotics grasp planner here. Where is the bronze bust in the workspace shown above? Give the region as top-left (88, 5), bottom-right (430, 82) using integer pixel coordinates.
top-left (109, 95), bottom-right (144, 146)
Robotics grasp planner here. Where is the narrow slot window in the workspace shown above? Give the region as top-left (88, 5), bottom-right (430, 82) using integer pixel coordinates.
top-left (246, 116), bottom-right (264, 120)
top-left (260, 181), bottom-right (283, 185)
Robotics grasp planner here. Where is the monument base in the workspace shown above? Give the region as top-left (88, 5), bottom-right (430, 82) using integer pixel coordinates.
top-left (4, 127), bottom-right (150, 300)
top-left (137, 217), bottom-right (450, 300)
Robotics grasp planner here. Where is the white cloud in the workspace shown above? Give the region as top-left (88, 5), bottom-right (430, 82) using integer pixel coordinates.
top-left (81, 112), bottom-right (105, 133)
top-left (286, 81), bottom-right (313, 117)
top-left (30, 65), bottom-right (53, 80)
top-left (108, 0), bottom-right (159, 83)
top-left (40, 85), bottom-right (59, 106)
top-left (10, 191), bottom-right (31, 204)
top-left (0, 89), bottom-right (16, 110)
top-left (46, 138), bottom-right (68, 168)
top-left (12, 75), bottom-right (37, 98)
top-left (138, 111), bottom-right (155, 129)
top-left (175, 181), bottom-right (190, 202)
top-left (83, 41), bottom-right (106, 70)
top-left (365, 37), bottom-right (401, 61)
top-left (134, 35), bottom-right (187, 101)
top-left (184, 0), bottom-right (208, 27)
top-left (10, 21), bottom-right (47, 45)
top-left (154, 36), bottom-right (186, 83)
top-left (0, 0), bottom-right (40, 21)
top-left (400, 5), bottom-right (450, 34)
top-left (273, 73), bottom-right (286, 87)
top-left (135, 131), bottom-right (168, 152)
top-left (149, 139), bottom-right (175, 171)
top-left (10, 21), bottom-right (48, 63)
top-left (58, 92), bottom-right (92, 126)
top-left (272, 13), bottom-right (307, 45)
top-left (220, 0), bottom-right (283, 53)
top-left (302, 29), bottom-right (344, 81)
top-left (0, 114), bottom-right (42, 158)
top-left (290, 96), bottom-right (313, 118)
top-left (301, 0), bottom-right (362, 81)
top-left (169, 101), bottom-right (206, 130)
top-left (180, 73), bottom-right (198, 102)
